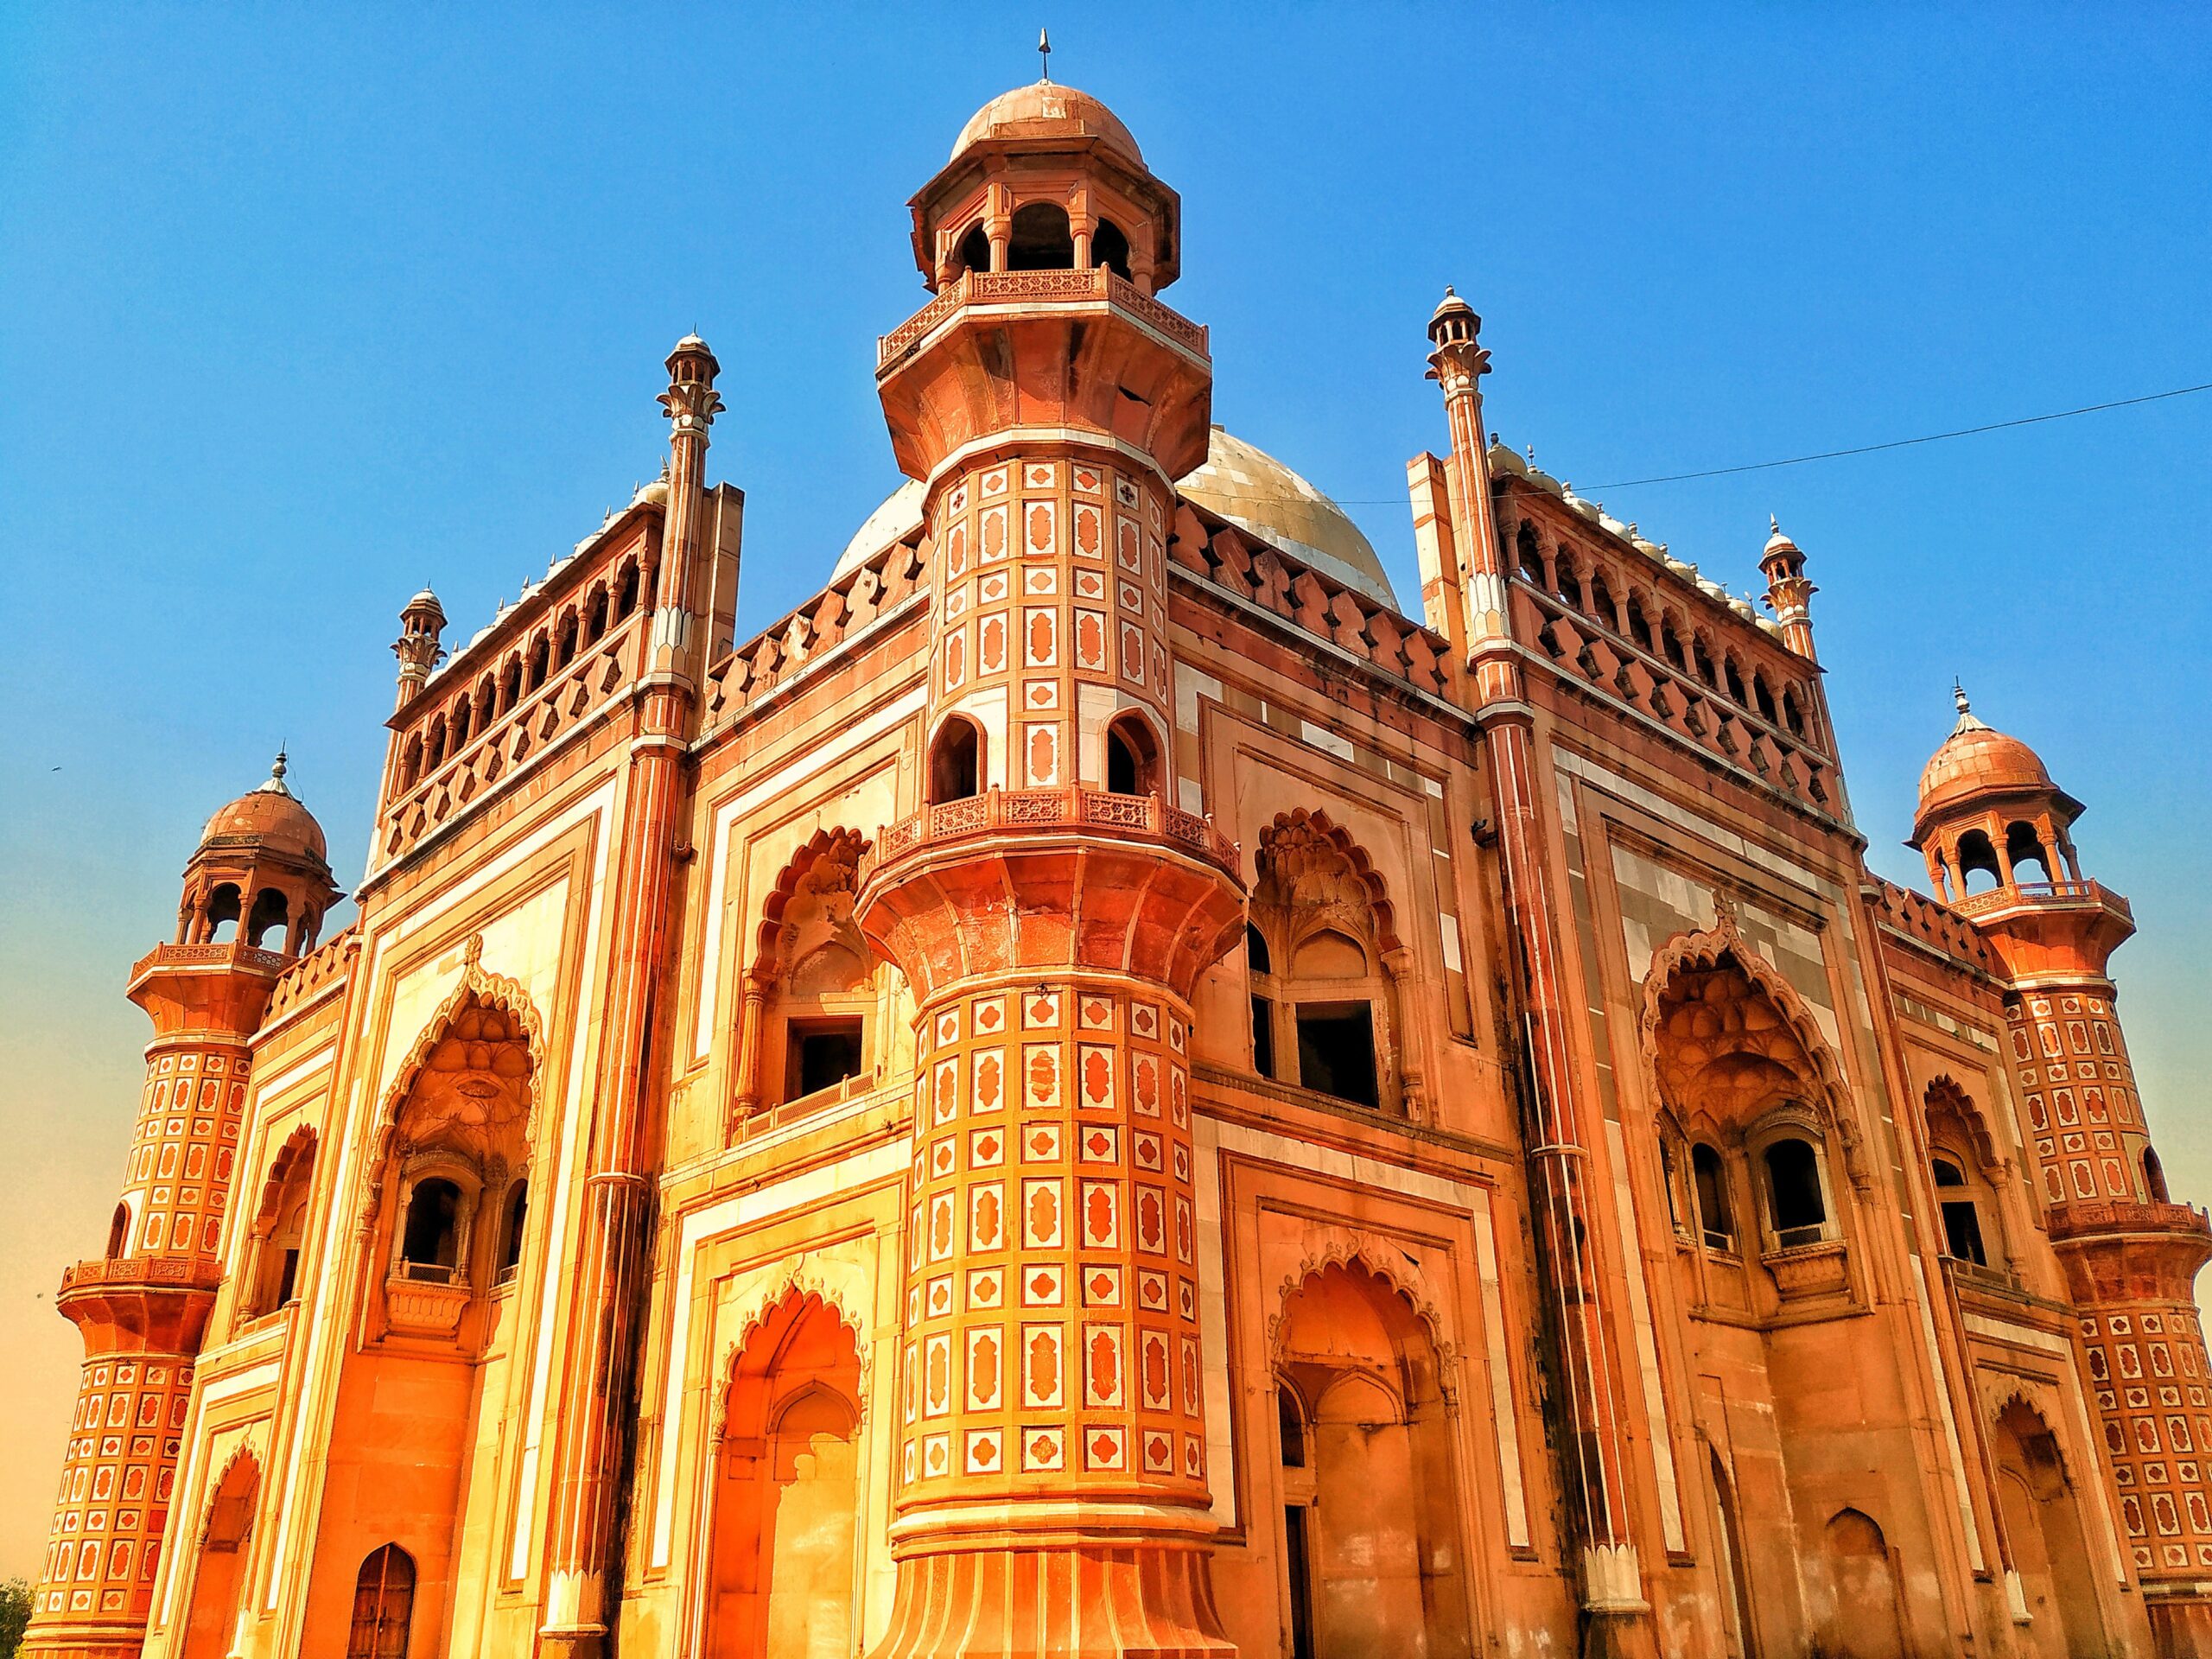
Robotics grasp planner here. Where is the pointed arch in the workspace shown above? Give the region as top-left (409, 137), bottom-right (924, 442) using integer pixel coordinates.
top-left (1253, 809), bottom-right (1399, 955)
top-left (253, 1125), bottom-right (319, 1229)
top-left (1923, 1074), bottom-right (2003, 1172)
top-left (750, 828), bottom-right (872, 983)
top-left (1638, 915), bottom-right (1869, 1191)
top-left (714, 1276), bottom-right (873, 1436)
top-left (1265, 1229), bottom-right (1459, 1391)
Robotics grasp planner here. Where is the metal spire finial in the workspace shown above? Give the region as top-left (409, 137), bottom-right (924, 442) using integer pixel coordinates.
top-left (1039, 27), bottom-right (1052, 81)
top-left (271, 747), bottom-right (288, 782)
top-left (1954, 678), bottom-right (1971, 715)
top-left (1770, 512), bottom-right (1781, 535)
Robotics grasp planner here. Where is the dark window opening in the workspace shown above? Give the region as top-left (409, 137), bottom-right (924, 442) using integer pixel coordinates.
top-left (1245, 923), bottom-right (1271, 976)
top-left (1941, 1199), bottom-right (1987, 1266)
top-left (107, 1204), bottom-right (128, 1260)
top-left (1587, 572), bottom-right (1617, 628)
top-left (1724, 657), bottom-right (1749, 706)
top-left (1516, 522), bottom-right (1545, 585)
top-left (1283, 1504), bottom-right (1316, 1659)
top-left (1556, 561), bottom-right (1585, 610)
top-left (1692, 1143), bottom-right (1732, 1250)
top-left (426, 718), bottom-right (448, 770)
top-left (1693, 637), bottom-right (1718, 688)
top-left (1295, 1003), bottom-right (1377, 1109)
top-left (1008, 201), bottom-right (1075, 270)
top-left (1764, 1138), bottom-right (1827, 1247)
top-left (499, 658), bottom-right (523, 713)
top-left (1092, 218), bottom-right (1132, 279)
top-left (787, 1018), bottom-right (865, 1101)
top-left (615, 563), bottom-right (642, 620)
top-left (526, 635), bottom-right (550, 692)
top-left (1662, 620), bottom-right (1688, 672)
top-left (1752, 673), bottom-right (1778, 724)
top-left (499, 1181), bottom-right (529, 1281)
top-left (1782, 689), bottom-right (1807, 738)
top-left (1104, 715), bottom-right (1158, 796)
top-left (1277, 1387), bottom-right (1306, 1467)
top-left (1627, 598), bottom-right (1655, 652)
top-left (398, 1179), bottom-right (461, 1281)
top-left (448, 698), bottom-right (471, 749)
top-left (1251, 993), bottom-right (1274, 1079)
top-left (955, 222), bottom-right (991, 277)
top-left (585, 587), bottom-right (610, 644)
top-left (2146, 1147), bottom-right (2171, 1205)
top-left (275, 1247), bottom-right (302, 1307)
top-left (347, 1544), bottom-right (416, 1659)
top-left (929, 718), bottom-right (982, 803)
top-left (556, 611), bottom-right (580, 669)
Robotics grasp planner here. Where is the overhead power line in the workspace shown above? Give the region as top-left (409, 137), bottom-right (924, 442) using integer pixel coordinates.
top-left (1232, 378), bottom-right (2212, 505)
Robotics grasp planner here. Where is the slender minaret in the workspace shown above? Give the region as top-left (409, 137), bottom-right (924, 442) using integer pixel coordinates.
top-left (536, 336), bottom-right (722, 1657)
top-left (1424, 289), bottom-right (1652, 1652)
top-left (1758, 517), bottom-right (1818, 663)
top-left (379, 586), bottom-right (446, 808)
top-left (855, 79), bottom-right (1246, 1655)
top-left (1914, 693), bottom-right (2212, 1656)
top-left (22, 760), bottom-right (339, 1659)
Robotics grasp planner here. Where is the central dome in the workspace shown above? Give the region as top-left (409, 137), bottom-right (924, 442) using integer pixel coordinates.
top-left (951, 80), bottom-right (1142, 165)
top-left (832, 429), bottom-right (1398, 611)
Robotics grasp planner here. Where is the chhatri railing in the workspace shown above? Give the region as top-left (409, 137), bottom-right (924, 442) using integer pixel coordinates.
top-left (877, 267), bottom-right (1208, 369)
top-left (860, 786), bottom-right (1240, 887)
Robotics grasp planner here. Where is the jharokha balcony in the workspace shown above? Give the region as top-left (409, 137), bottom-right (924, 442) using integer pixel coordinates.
top-left (860, 786), bottom-right (1241, 889)
top-left (1949, 877), bottom-right (2135, 926)
top-left (127, 939), bottom-right (290, 987)
top-left (2044, 1198), bottom-right (2212, 1247)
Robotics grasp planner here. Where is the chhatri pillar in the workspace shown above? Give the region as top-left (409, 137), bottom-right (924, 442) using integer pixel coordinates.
top-left (855, 78), bottom-right (1246, 1656)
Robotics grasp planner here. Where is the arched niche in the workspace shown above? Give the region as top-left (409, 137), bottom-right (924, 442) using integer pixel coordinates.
top-left (1270, 1259), bottom-right (1471, 1659)
top-left (179, 1446), bottom-right (261, 1659)
top-left (701, 1290), bottom-right (867, 1659)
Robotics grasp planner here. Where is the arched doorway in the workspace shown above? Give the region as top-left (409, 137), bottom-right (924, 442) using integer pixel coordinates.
top-left (1816, 1508), bottom-right (1904, 1659)
top-left (1706, 1448), bottom-right (1757, 1659)
top-left (1274, 1261), bottom-right (1470, 1659)
top-left (179, 1451), bottom-right (260, 1659)
top-left (705, 1290), bottom-right (865, 1657)
top-left (1993, 1400), bottom-right (2107, 1659)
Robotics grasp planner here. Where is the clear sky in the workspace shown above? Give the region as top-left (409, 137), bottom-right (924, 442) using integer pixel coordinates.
top-left (2, 3), bottom-right (2207, 1581)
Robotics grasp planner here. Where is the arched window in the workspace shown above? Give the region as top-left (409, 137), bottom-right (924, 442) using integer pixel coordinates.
top-left (1752, 671), bottom-right (1778, 725)
top-left (1516, 521), bottom-right (1546, 586)
top-left (398, 1179), bottom-right (461, 1281)
top-left (1764, 1138), bottom-right (1827, 1247)
top-left (498, 1181), bottom-right (528, 1283)
top-left (1587, 570), bottom-right (1617, 629)
top-left (1692, 1143), bottom-right (1733, 1250)
top-left (1956, 829), bottom-right (2002, 893)
top-left (1555, 555), bottom-right (1585, 611)
top-left (1277, 1383), bottom-right (1306, 1468)
top-left (401, 734), bottom-right (424, 789)
top-left (739, 830), bottom-right (875, 1118)
top-left (1782, 687), bottom-right (1808, 738)
top-left (1931, 1154), bottom-right (1987, 1266)
top-left (929, 716), bottom-right (982, 804)
top-left (615, 561), bottom-right (642, 621)
top-left (1626, 595), bottom-right (1655, 653)
top-left (1723, 655), bottom-right (1749, 707)
top-left (526, 633), bottom-right (550, 693)
top-left (1091, 217), bottom-right (1132, 279)
top-left (246, 1132), bottom-right (317, 1318)
top-left (1104, 713), bottom-right (1159, 796)
top-left (1007, 200), bottom-right (1074, 270)
top-left (425, 716), bottom-right (448, 771)
top-left (1692, 634), bottom-right (1718, 688)
top-left (1247, 924), bottom-right (1275, 1080)
top-left (1660, 616), bottom-right (1688, 672)
top-left (499, 656), bottom-right (523, 714)
top-left (207, 884), bottom-right (243, 944)
top-left (448, 697), bottom-right (471, 750)
top-left (556, 609), bottom-right (580, 670)
top-left (346, 1544), bottom-right (415, 1659)
top-left (248, 889), bottom-right (289, 952)
top-left (2006, 821), bottom-right (2051, 884)
top-left (584, 585), bottom-right (609, 645)
top-left (2145, 1147), bottom-right (2171, 1205)
top-left (955, 222), bottom-right (990, 277)
top-left (107, 1203), bottom-right (129, 1261)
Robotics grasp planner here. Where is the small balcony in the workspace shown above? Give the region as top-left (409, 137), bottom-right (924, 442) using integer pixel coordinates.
top-left (861, 786), bottom-right (1241, 889)
top-left (1950, 878), bottom-right (2133, 927)
top-left (876, 265), bottom-right (1208, 371)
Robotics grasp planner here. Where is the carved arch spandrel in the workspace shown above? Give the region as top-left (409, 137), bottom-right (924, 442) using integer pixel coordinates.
top-left (356, 948), bottom-right (546, 1238)
top-left (195, 1435), bottom-right (267, 1549)
top-left (1252, 808), bottom-right (1401, 957)
top-left (252, 1124), bottom-right (318, 1229)
top-left (1924, 1073), bottom-right (2008, 1176)
top-left (1638, 914), bottom-right (1873, 1192)
top-left (1266, 1224), bottom-right (1462, 1402)
top-left (710, 1261), bottom-right (875, 1438)
top-left (750, 826), bottom-right (874, 986)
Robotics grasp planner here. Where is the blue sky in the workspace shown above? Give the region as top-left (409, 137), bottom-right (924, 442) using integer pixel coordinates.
top-left (1, 3), bottom-right (2208, 1577)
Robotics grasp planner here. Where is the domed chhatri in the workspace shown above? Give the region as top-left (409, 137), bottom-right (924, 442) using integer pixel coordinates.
top-left (950, 79), bottom-right (1143, 166)
top-left (199, 750), bottom-right (331, 866)
top-left (1915, 683), bottom-right (2077, 832)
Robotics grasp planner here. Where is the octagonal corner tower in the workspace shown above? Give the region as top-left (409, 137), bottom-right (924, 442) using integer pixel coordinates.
top-left (855, 79), bottom-right (1248, 1658)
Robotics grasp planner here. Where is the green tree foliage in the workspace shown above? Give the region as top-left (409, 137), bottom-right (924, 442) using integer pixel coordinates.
top-left (0, 1578), bottom-right (32, 1659)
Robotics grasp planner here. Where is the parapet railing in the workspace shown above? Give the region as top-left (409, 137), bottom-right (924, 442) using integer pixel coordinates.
top-left (1951, 880), bottom-right (2134, 923)
top-left (129, 940), bottom-right (290, 982)
top-left (860, 786), bottom-right (1240, 887)
top-left (59, 1256), bottom-right (225, 1296)
top-left (2044, 1198), bottom-right (2211, 1243)
top-left (877, 266), bottom-right (1208, 369)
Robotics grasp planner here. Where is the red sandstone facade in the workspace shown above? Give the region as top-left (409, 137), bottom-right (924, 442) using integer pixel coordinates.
top-left (23, 78), bottom-right (2212, 1659)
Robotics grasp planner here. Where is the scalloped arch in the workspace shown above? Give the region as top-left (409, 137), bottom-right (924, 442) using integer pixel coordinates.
top-left (751, 827), bottom-right (873, 983)
top-left (1267, 1225), bottom-right (1459, 1399)
top-left (1639, 915), bottom-right (1872, 1191)
top-left (1254, 809), bottom-right (1400, 957)
top-left (712, 1272), bottom-right (874, 1438)
top-left (252, 1124), bottom-right (318, 1229)
top-left (196, 1439), bottom-right (264, 1548)
top-left (1923, 1073), bottom-right (2005, 1173)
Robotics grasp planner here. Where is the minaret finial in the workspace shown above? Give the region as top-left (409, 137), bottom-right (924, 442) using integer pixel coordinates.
top-left (271, 747), bottom-right (288, 783)
top-left (1954, 678), bottom-right (1971, 715)
top-left (1770, 512), bottom-right (1781, 535)
top-left (1039, 27), bottom-right (1052, 81)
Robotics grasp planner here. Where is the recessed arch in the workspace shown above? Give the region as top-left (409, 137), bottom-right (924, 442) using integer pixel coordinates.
top-left (1007, 200), bottom-right (1074, 270)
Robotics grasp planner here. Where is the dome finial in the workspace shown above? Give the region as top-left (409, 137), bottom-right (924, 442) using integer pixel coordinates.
top-left (1770, 512), bottom-right (1781, 535)
top-left (1953, 678), bottom-right (1970, 715)
top-left (271, 747), bottom-right (288, 783)
top-left (1038, 26), bottom-right (1052, 82)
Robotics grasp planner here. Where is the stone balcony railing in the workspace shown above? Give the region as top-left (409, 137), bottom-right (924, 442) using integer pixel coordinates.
top-left (2044, 1198), bottom-right (2212, 1245)
top-left (1951, 879), bottom-right (2134, 925)
top-left (129, 940), bottom-right (290, 985)
top-left (877, 266), bottom-right (1209, 370)
top-left (860, 786), bottom-right (1241, 888)
top-left (59, 1255), bottom-right (223, 1298)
